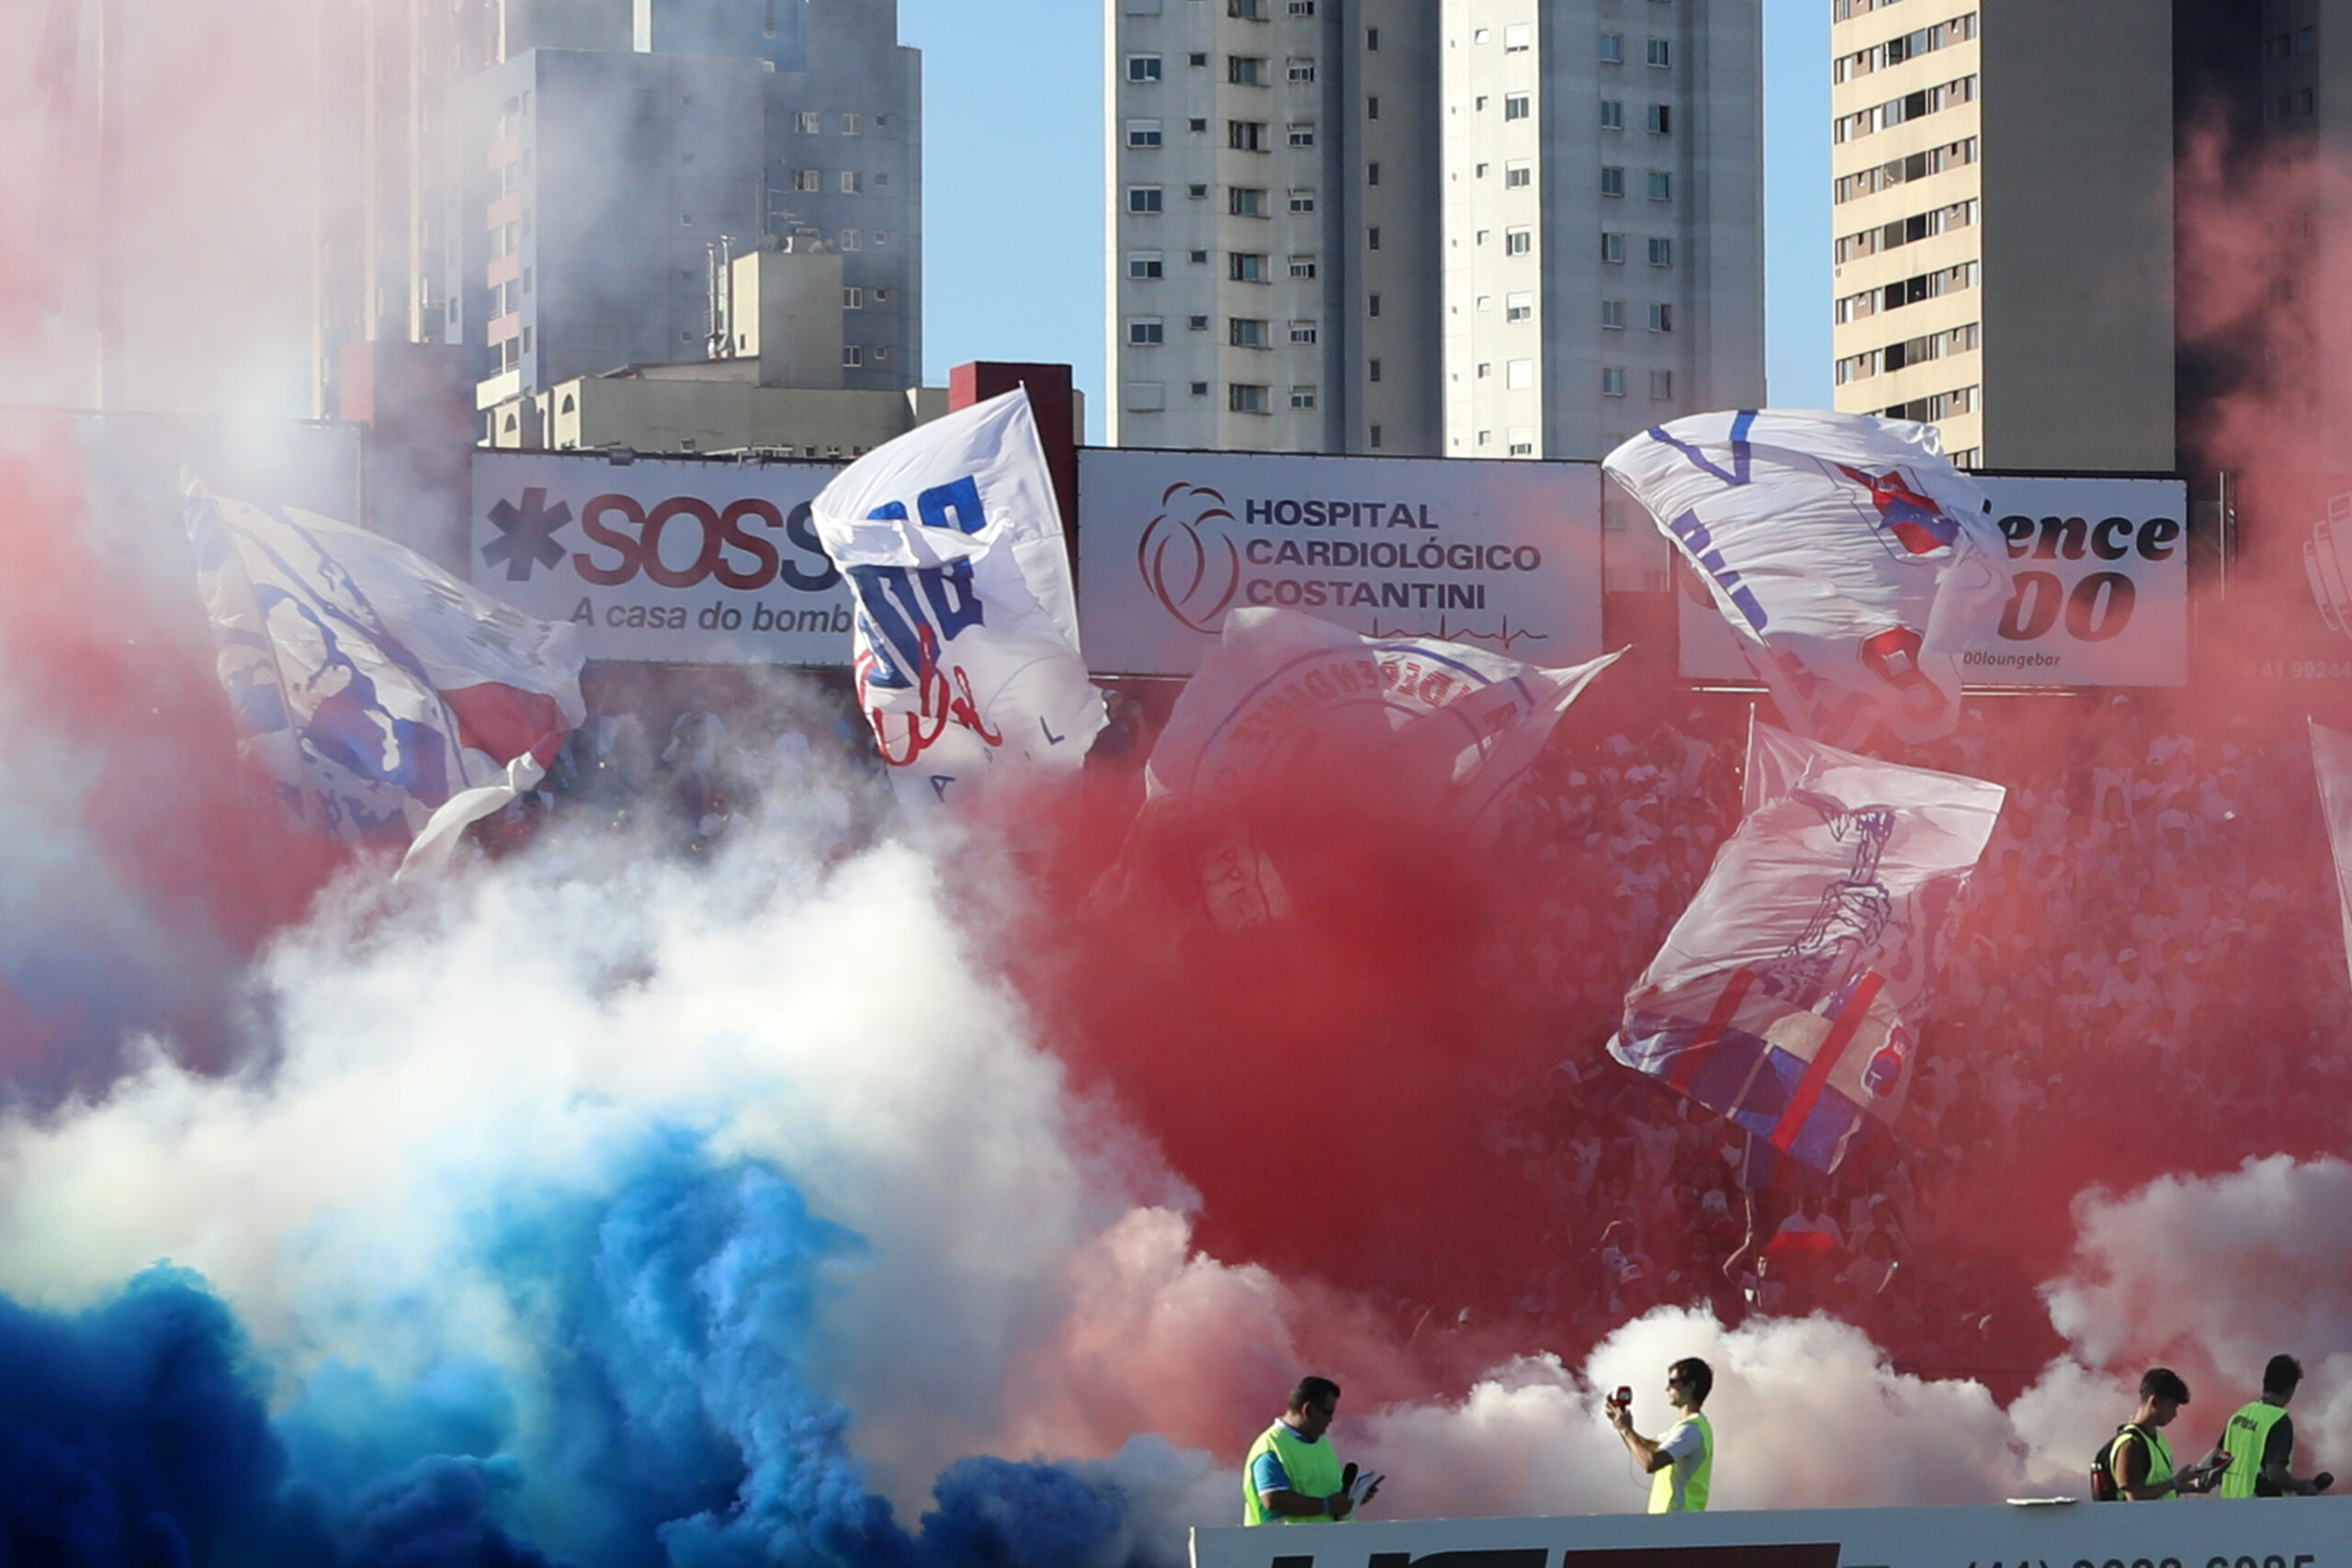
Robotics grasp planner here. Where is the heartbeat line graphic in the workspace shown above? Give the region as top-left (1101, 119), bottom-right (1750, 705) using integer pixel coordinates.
top-left (1363, 615), bottom-right (1552, 650)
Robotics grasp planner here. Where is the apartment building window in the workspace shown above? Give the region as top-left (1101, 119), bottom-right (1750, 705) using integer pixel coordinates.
top-left (1189, 248), bottom-right (1209, 263)
top-left (1647, 302), bottom-right (1672, 332)
top-left (1288, 122), bottom-right (1317, 145)
top-left (1476, 362), bottom-right (1492, 378)
top-left (1189, 314), bottom-right (1210, 330)
top-left (1128, 186), bottom-right (1164, 213)
top-left (843, 344), bottom-right (864, 366)
top-left (1126, 380), bottom-right (1166, 410)
top-left (1289, 0), bottom-right (1316, 13)
top-left (839, 229), bottom-right (861, 248)
top-left (1602, 367), bottom-right (1627, 396)
top-left (1650, 369), bottom-right (1674, 399)
top-left (1230, 383), bottom-right (1269, 412)
top-left (1230, 317), bottom-right (1270, 347)
top-left (793, 168), bottom-right (822, 191)
top-left (841, 170), bottom-right (863, 192)
top-left (1506, 227), bottom-right (1532, 254)
top-left (1128, 251), bottom-right (1165, 279)
top-left (1647, 103), bottom-right (1672, 133)
top-left (1645, 38), bottom-right (1671, 67)
top-left (1188, 186), bottom-right (1208, 201)
top-left (1509, 429), bottom-right (1534, 457)
top-left (797, 110), bottom-right (821, 132)
top-left (1507, 359), bottom-right (1533, 389)
top-left (1602, 231), bottom-right (1625, 263)
top-left (1288, 58), bottom-right (1317, 82)
top-left (1506, 161), bottom-right (1532, 187)
top-left (1505, 24), bottom-right (1531, 51)
top-left (844, 287), bottom-right (865, 308)
top-left (1289, 188), bottom-right (1317, 212)
top-left (1192, 380), bottom-right (1211, 396)
top-left (1231, 186), bottom-right (1269, 216)
top-left (1369, 358), bottom-right (1383, 382)
top-left (1505, 94), bottom-right (1531, 120)
top-left (1128, 120), bottom-right (1164, 147)
top-left (1291, 385), bottom-right (1317, 408)
top-left (1507, 291), bottom-right (1532, 321)
top-left (1601, 99), bottom-right (1624, 130)
top-left (842, 113), bottom-right (862, 134)
top-left (1366, 96), bottom-right (1380, 118)
top-left (1365, 27), bottom-right (1378, 50)
top-left (1189, 117), bottom-right (1208, 132)
top-left (1127, 0), bottom-right (1163, 10)
top-left (1600, 299), bottom-right (1625, 328)
top-left (1647, 170), bottom-right (1671, 200)
top-left (1368, 225), bottom-right (1382, 249)
top-left (1647, 236), bottom-right (1673, 265)
top-left (1291, 320), bottom-right (1318, 343)
top-left (1601, 165), bottom-right (1625, 197)
top-left (1189, 51), bottom-right (1208, 66)
top-left (1229, 0), bottom-right (1267, 17)
top-left (1229, 120), bottom-right (1269, 151)
top-left (1367, 161), bottom-right (1381, 186)
top-left (1288, 254), bottom-right (1317, 277)
top-left (1127, 55), bottom-right (1162, 83)
top-left (1600, 32), bottom-right (1623, 62)
top-left (1369, 424), bottom-right (1383, 447)
top-left (1129, 318), bottom-right (1165, 345)
top-left (1229, 56), bottom-right (1268, 85)
top-left (1368, 292), bottom-right (1381, 316)
top-left (1230, 252), bottom-right (1270, 281)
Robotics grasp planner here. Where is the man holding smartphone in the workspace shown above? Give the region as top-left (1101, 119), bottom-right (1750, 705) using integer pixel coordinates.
top-left (1611, 1358), bottom-right (1714, 1512)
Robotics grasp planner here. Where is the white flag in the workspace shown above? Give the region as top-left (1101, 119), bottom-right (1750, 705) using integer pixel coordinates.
top-left (1140, 607), bottom-right (1620, 927)
top-left (2310, 720), bottom-right (2352, 988)
top-left (187, 487), bottom-right (585, 872)
top-left (810, 389), bottom-right (1104, 808)
top-left (1604, 409), bottom-right (2011, 748)
top-left (1608, 720), bottom-right (2004, 1174)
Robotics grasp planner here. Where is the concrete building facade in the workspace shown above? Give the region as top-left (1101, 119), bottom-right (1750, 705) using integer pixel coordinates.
top-left (1828, 0), bottom-right (2176, 472)
top-left (1107, 0), bottom-right (1763, 460)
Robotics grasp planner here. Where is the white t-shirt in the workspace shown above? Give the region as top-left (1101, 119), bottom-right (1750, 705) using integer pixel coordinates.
top-left (1656, 1416), bottom-right (1710, 1509)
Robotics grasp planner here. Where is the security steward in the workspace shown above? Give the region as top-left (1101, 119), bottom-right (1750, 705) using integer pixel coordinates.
top-left (2219, 1354), bottom-right (2334, 1497)
top-left (1243, 1376), bottom-right (1380, 1525)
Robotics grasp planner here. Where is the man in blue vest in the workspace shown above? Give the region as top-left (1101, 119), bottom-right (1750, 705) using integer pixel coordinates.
top-left (1243, 1376), bottom-right (1381, 1525)
top-left (2217, 1354), bottom-right (2334, 1497)
top-left (1611, 1357), bottom-right (1714, 1512)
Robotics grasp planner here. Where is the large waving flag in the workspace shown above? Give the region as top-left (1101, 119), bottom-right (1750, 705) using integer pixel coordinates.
top-left (1138, 607), bottom-right (1620, 927)
top-left (187, 487), bottom-right (584, 873)
top-left (1604, 410), bottom-right (2010, 748)
top-left (810, 389), bottom-right (1104, 808)
top-left (2311, 720), bottom-right (2352, 988)
top-left (1608, 721), bottom-right (2004, 1175)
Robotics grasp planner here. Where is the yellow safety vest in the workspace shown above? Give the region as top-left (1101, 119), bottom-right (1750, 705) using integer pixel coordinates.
top-left (1243, 1420), bottom-right (1346, 1526)
top-left (2109, 1423), bottom-right (2177, 1499)
top-left (2222, 1400), bottom-right (2290, 1498)
top-left (1649, 1412), bottom-right (1713, 1513)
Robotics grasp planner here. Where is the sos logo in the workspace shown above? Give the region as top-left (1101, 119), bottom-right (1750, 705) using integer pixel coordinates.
top-left (1995, 513), bottom-right (2180, 644)
top-left (573, 493), bottom-right (841, 592)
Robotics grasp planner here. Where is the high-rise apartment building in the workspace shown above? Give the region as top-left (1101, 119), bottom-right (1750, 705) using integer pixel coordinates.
top-left (1105, 0), bottom-right (1764, 460)
top-left (1827, 0), bottom-right (2174, 471)
top-left (452, 0), bottom-right (922, 419)
top-left (1441, 1), bottom-right (1763, 461)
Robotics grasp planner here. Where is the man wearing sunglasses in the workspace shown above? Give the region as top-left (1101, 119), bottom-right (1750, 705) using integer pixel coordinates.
top-left (1610, 1358), bottom-right (1715, 1512)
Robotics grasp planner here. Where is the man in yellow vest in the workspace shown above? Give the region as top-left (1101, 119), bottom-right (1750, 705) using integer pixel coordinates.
top-left (2218, 1354), bottom-right (2334, 1498)
top-left (1611, 1357), bottom-right (1714, 1512)
top-left (1243, 1376), bottom-right (1381, 1525)
top-left (2107, 1367), bottom-right (2225, 1499)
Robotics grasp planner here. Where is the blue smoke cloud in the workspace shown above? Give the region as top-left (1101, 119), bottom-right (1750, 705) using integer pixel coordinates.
top-left (0, 1135), bottom-right (1149, 1568)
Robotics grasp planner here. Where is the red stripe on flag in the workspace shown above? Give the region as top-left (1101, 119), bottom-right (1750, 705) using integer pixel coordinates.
top-left (1668, 967), bottom-right (1755, 1095)
top-left (1770, 970), bottom-right (1885, 1154)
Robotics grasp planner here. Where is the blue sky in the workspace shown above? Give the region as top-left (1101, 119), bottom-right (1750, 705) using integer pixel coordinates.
top-left (899, 1), bottom-right (1832, 439)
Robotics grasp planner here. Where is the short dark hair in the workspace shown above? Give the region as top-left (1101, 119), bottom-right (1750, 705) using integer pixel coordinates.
top-left (2141, 1367), bottom-right (2190, 1404)
top-left (1668, 1357), bottom-right (1713, 1404)
top-left (2265, 1355), bottom-right (2304, 1397)
top-left (1289, 1376), bottom-right (1341, 1414)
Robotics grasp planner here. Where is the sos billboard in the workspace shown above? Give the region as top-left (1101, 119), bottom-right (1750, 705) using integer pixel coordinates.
top-left (1076, 447), bottom-right (1606, 677)
top-left (469, 452), bottom-right (854, 665)
top-left (1678, 474), bottom-right (2190, 687)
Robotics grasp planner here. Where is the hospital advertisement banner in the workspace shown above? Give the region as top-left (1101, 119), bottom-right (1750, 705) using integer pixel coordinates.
top-left (1075, 448), bottom-right (1607, 678)
top-left (469, 452), bottom-right (855, 665)
top-left (1676, 474), bottom-right (2191, 688)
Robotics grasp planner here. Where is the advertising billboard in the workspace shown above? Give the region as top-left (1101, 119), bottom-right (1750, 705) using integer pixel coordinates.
top-left (1676, 474), bottom-right (2191, 687)
top-left (1077, 448), bottom-right (1606, 678)
top-left (469, 451), bottom-right (854, 665)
